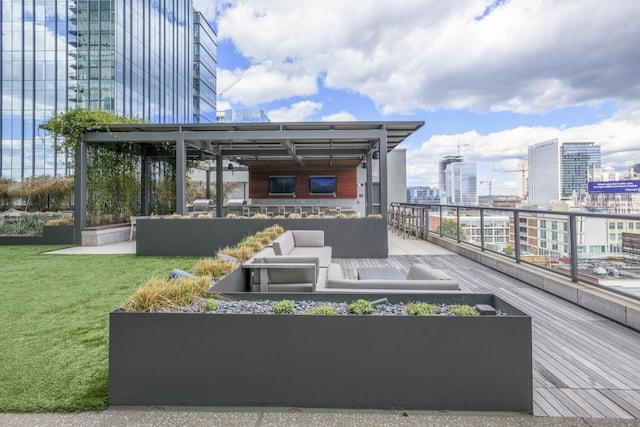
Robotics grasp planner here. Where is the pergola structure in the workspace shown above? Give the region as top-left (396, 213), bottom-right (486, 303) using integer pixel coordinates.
top-left (75, 121), bottom-right (424, 242)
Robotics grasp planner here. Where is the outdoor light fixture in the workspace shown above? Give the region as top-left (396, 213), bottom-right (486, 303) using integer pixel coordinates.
top-left (228, 163), bottom-right (234, 170)
top-left (361, 161), bottom-right (367, 169)
top-left (199, 150), bottom-right (206, 161)
top-left (372, 151), bottom-right (380, 160)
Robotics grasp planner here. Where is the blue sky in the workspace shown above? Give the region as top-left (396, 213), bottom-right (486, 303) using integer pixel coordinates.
top-left (194, 0), bottom-right (640, 196)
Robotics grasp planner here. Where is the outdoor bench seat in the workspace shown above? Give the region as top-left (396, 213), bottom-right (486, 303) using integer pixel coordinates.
top-left (242, 230), bottom-right (332, 292)
top-left (321, 263), bottom-right (460, 292)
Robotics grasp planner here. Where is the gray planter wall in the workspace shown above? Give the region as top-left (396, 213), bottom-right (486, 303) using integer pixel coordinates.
top-left (109, 293), bottom-right (532, 412)
top-left (135, 218), bottom-right (387, 257)
top-left (0, 225), bottom-right (75, 246)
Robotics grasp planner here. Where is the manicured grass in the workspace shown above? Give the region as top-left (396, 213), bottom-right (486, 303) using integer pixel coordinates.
top-left (0, 246), bottom-right (198, 412)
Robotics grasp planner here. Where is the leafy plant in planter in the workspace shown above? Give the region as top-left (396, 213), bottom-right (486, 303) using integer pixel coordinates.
top-left (204, 298), bottom-right (219, 311)
top-left (307, 305), bottom-right (339, 315)
top-left (348, 299), bottom-right (373, 315)
top-left (272, 300), bottom-right (294, 314)
top-left (406, 302), bottom-right (436, 316)
top-left (449, 304), bottom-right (479, 316)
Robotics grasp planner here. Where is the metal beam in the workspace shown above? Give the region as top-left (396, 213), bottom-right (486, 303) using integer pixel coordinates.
top-left (176, 135), bottom-right (187, 215)
top-left (74, 141), bottom-right (87, 245)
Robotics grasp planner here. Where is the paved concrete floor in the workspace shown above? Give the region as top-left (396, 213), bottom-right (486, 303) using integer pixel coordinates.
top-left (3, 407), bottom-right (640, 427)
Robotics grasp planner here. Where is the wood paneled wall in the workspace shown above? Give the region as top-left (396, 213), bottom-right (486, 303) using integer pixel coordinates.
top-left (249, 169), bottom-right (357, 199)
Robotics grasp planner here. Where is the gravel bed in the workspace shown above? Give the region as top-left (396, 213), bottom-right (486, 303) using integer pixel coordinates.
top-left (181, 297), bottom-right (506, 316)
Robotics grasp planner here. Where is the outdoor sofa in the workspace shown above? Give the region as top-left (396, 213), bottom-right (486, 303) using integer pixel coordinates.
top-left (320, 263), bottom-right (460, 293)
top-left (242, 230), bottom-right (332, 292)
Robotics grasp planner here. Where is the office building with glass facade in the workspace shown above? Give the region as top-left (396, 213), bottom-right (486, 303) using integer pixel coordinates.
top-left (528, 139), bottom-right (601, 205)
top-left (561, 142), bottom-right (601, 198)
top-left (1, 0), bottom-right (217, 180)
top-left (444, 161), bottom-right (477, 206)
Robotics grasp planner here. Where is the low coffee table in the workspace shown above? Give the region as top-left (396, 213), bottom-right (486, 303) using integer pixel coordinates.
top-left (357, 267), bottom-right (405, 280)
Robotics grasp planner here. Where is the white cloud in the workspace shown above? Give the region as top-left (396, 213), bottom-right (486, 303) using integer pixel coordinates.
top-left (406, 105), bottom-right (640, 193)
top-left (267, 100), bottom-right (322, 122)
top-left (321, 111), bottom-right (357, 122)
top-left (210, 0), bottom-right (640, 115)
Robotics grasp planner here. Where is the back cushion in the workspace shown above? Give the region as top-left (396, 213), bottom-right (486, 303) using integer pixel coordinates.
top-left (261, 256), bottom-right (318, 284)
top-left (292, 230), bottom-right (324, 247)
top-left (273, 231), bottom-right (295, 255)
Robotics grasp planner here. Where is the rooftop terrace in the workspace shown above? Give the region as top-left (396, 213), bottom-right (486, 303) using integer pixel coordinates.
top-left (47, 228), bottom-right (640, 421)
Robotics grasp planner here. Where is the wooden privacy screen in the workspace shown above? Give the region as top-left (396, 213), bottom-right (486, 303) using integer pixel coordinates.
top-left (249, 169), bottom-right (357, 199)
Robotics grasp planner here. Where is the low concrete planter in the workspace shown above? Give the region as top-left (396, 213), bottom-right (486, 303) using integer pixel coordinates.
top-left (81, 224), bottom-right (130, 246)
top-left (109, 293), bottom-right (532, 412)
top-left (135, 218), bottom-right (387, 257)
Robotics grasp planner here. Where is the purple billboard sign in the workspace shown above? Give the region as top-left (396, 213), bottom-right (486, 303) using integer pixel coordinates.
top-left (588, 180), bottom-right (640, 194)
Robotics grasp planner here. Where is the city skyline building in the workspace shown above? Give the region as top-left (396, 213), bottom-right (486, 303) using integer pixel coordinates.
top-left (216, 108), bottom-right (271, 123)
top-left (561, 142), bottom-right (601, 198)
top-left (444, 161), bottom-right (477, 206)
top-left (438, 155), bottom-right (462, 203)
top-left (1, 0), bottom-right (217, 180)
top-left (406, 186), bottom-right (439, 204)
top-left (527, 139), bottom-right (601, 206)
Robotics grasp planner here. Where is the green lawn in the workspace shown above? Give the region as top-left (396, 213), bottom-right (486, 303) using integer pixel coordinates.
top-left (0, 246), bottom-right (198, 412)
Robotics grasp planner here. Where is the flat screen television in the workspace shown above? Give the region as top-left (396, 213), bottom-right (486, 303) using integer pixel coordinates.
top-left (309, 176), bottom-right (337, 195)
top-left (269, 176), bottom-right (296, 194)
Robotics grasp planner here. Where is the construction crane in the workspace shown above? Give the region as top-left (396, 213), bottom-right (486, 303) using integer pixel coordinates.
top-left (480, 180), bottom-right (492, 198)
top-left (505, 161), bottom-right (528, 199)
top-left (455, 142), bottom-right (469, 156)
top-left (218, 77), bottom-right (241, 97)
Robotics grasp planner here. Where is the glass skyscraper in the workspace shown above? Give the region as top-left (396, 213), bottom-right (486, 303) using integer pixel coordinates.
top-left (528, 139), bottom-right (601, 205)
top-left (1, 0), bottom-right (217, 180)
top-left (444, 161), bottom-right (477, 206)
top-left (561, 142), bottom-right (601, 198)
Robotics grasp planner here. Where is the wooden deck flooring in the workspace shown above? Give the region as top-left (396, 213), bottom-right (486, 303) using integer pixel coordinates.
top-left (333, 252), bottom-right (640, 419)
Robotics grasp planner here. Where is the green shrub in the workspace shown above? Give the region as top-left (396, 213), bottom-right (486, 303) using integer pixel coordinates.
top-left (449, 304), bottom-right (478, 316)
top-left (348, 299), bottom-right (373, 315)
top-left (406, 302), bottom-right (436, 316)
top-left (272, 300), bottom-right (294, 314)
top-left (307, 305), bottom-right (339, 315)
top-left (204, 298), bottom-right (219, 311)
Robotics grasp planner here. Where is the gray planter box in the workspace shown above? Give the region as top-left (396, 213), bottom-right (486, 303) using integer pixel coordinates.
top-left (136, 218), bottom-right (387, 257)
top-left (0, 225), bottom-right (75, 245)
top-left (109, 293), bottom-right (532, 412)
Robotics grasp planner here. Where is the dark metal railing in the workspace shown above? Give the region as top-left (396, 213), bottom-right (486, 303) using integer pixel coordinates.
top-left (389, 202), bottom-right (640, 301)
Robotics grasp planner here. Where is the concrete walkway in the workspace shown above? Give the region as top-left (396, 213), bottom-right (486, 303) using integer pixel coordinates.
top-left (3, 407), bottom-right (633, 427)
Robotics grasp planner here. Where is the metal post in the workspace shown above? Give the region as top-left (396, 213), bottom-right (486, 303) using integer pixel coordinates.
top-left (456, 206), bottom-right (461, 243)
top-left (569, 214), bottom-right (579, 283)
top-left (379, 130), bottom-right (388, 220)
top-left (73, 141), bottom-right (87, 245)
top-left (514, 211), bottom-right (521, 263)
top-left (175, 133), bottom-right (186, 215)
top-left (480, 207), bottom-right (485, 251)
top-left (215, 155), bottom-right (223, 218)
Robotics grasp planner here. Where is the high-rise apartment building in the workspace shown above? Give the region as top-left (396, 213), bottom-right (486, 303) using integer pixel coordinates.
top-left (528, 139), bottom-right (561, 205)
top-left (527, 139), bottom-right (601, 205)
top-left (1, 0), bottom-right (217, 180)
top-left (444, 161), bottom-right (477, 206)
top-left (438, 155), bottom-right (462, 204)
